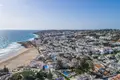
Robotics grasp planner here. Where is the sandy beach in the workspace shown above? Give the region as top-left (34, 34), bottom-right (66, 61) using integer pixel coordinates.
top-left (0, 48), bottom-right (38, 70)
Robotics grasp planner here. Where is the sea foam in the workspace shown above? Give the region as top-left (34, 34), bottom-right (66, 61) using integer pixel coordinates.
top-left (0, 30), bottom-right (38, 60)
top-left (0, 42), bottom-right (24, 59)
top-left (28, 34), bottom-right (39, 41)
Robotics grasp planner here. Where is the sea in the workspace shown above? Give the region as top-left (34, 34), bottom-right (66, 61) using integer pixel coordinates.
top-left (0, 30), bottom-right (39, 60)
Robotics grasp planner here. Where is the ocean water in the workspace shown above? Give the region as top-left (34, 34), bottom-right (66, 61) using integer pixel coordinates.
top-left (0, 30), bottom-right (38, 59)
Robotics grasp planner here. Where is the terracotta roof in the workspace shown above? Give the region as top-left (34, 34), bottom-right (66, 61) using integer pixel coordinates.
top-left (117, 39), bottom-right (120, 42)
top-left (112, 74), bottom-right (120, 80)
top-left (94, 64), bottom-right (104, 69)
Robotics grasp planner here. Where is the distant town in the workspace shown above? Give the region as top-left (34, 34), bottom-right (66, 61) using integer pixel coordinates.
top-left (1, 29), bottom-right (120, 80)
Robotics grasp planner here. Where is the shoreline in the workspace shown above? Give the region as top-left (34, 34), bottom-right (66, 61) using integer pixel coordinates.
top-left (0, 31), bottom-right (39, 70)
top-left (0, 48), bottom-right (28, 64)
top-left (0, 47), bottom-right (38, 70)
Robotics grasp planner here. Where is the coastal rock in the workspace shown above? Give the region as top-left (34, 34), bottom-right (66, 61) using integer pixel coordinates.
top-left (18, 41), bottom-right (34, 48)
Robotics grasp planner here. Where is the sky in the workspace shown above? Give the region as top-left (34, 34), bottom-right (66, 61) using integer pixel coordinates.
top-left (0, 0), bottom-right (120, 30)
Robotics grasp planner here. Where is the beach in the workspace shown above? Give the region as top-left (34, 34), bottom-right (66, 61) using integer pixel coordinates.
top-left (0, 48), bottom-right (38, 70)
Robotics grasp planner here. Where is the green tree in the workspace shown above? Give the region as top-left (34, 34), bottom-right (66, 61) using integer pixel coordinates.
top-left (9, 70), bottom-right (54, 80)
top-left (9, 70), bottom-right (36, 80)
top-left (115, 53), bottom-right (120, 61)
top-left (74, 56), bottom-right (94, 75)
